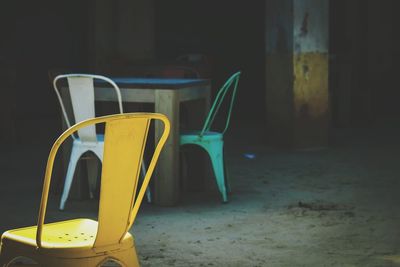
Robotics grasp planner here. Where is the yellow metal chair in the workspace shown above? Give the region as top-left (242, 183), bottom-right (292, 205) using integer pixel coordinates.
top-left (0, 113), bottom-right (170, 267)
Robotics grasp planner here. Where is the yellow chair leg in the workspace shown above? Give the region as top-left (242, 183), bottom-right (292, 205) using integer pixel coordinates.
top-left (96, 247), bottom-right (139, 267)
top-left (0, 251), bottom-right (138, 267)
top-left (0, 246), bottom-right (31, 267)
top-left (112, 247), bottom-right (140, 267)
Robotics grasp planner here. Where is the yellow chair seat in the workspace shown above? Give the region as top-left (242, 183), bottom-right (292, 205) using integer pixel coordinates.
top-left (2, 219), bottom-right (134, 260)
top-left (3, 219), bottom-right (100, 249)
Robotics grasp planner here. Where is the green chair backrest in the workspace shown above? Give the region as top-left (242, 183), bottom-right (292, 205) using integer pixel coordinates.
top-left (200, 71), bottom-right (241, 137)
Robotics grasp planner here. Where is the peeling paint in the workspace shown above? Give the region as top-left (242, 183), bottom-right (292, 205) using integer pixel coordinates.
top-left (294, 52), bottom-right (329, 117)
top-left (300, 12), bottom-right (309, 37)
top-left (302, 64), bottom-right (310, 80)
top-left (293, 52), bottom-right (330, 148)
top-left (266, 52), bottom-right (329, 148)
top-left (293, 0), bottom-right (329, 53)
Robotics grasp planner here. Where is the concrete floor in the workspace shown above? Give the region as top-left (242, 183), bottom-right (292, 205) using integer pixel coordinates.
top-left (1, 122), bottom-right (400, 266)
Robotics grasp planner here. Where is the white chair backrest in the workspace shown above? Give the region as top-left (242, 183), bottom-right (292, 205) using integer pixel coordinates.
top-left (53, 74), bottom-right (123, 142)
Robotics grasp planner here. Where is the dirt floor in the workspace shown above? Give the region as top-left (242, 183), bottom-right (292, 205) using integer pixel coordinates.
top-left (1, 123), bottom-right (400, 266)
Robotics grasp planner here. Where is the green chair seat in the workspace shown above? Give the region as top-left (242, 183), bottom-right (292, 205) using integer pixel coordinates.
top-left (181, 131), bottom-right (223, 142)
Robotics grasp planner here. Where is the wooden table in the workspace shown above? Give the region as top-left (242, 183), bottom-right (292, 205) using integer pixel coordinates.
top-left (95, 77), bottom-right (211, 206)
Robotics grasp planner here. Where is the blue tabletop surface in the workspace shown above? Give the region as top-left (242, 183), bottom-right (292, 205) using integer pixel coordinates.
top-left (112, 77), bottom-right (207, 85)
top-left (94, 77), bottom-right (210, 89)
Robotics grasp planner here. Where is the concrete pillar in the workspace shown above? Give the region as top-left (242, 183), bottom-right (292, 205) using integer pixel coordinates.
top-left (266, 0), bottom-right (329, 148)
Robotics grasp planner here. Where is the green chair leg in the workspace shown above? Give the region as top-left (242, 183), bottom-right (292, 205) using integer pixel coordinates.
top-left (223, 148), bottom-right (231, 193)
top-left (201, 141), bottom-right (228, 202)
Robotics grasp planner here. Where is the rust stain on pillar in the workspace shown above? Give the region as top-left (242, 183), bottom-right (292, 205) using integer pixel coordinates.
top-left (300, 12), bottom-right (309, 36)
top-left (293, 52), bottom-right (329, 148)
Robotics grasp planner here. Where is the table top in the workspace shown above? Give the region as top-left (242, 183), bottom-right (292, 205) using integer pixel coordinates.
top-left (109, 77), bottom-right (210, 89)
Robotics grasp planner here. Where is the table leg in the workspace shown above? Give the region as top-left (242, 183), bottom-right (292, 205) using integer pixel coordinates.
top-left (154, 90), bottom-right (180, 206)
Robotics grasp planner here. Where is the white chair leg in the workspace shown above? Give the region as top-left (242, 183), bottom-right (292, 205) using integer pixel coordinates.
top-left (59, 145), bottom-right (84, 210)
top-left (86, 158), bottom-right (98, 199)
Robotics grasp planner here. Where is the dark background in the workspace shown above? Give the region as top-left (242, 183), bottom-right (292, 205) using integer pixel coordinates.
top-left (1, 0), bottom-right (400, 145)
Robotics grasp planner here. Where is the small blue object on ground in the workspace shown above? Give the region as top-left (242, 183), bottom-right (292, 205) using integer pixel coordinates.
top-left (243, 153), bottom-right (256, 159)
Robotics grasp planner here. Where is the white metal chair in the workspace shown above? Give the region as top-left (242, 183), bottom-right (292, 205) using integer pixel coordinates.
top-left (53, 74), bottom-right (150, 210)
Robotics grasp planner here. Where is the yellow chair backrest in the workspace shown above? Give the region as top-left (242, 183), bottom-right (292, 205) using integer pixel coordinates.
top-left (36, 113), bottom-right (170, 250)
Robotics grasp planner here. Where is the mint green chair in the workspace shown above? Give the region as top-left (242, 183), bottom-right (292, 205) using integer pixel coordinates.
top-left (180, 71), bottom-right (241, 202)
